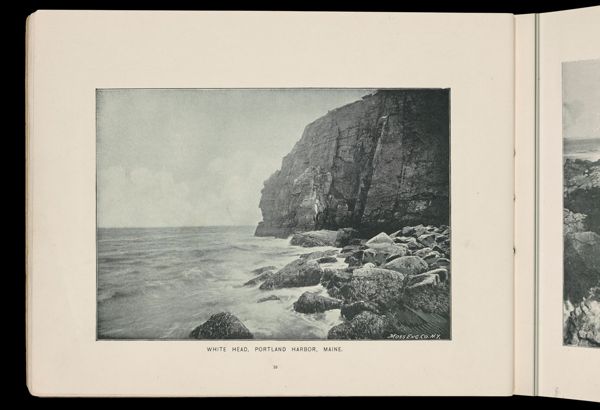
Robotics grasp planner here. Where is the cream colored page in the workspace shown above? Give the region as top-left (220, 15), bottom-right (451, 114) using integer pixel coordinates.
top-left (513, 13), bottom-right (536, 397)
top-left (27, 11), bottom-right (515, 396)
top-left (538, 6), bottom-right (600, 402)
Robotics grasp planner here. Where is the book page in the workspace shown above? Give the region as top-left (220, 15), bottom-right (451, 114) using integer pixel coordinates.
top-left (537, 6), bottom-right (600, 402)
top-left (514, 13), bottom-right (536, 397)
top-left (27, 11), bottom-right (515, 396)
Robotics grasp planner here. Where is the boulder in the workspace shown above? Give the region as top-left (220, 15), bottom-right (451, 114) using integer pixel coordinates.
top-left (300, 249), bottom-right (338, 260)
top-left (401, 226), bottom-right (416, 236)
top-left (384, 256), bottom-right (429, 276)
top-left (362, 262), bottom-right (376, 269)
top-left (340, 301), bottom-right (381, 320)
top-left (317, 256), bottom-right (338, 264)
top-left (323, 269), bottom-right (353, 299)
top-left (290, 230), bottom-right (338, 247)
top-left (293, 291), bottom-right (343, 313)
top-left (417, 233), bottom-right (437, 247)
top-left (404, 238), bottom-right (424, 250)
top-left (335, 228), bottom-right (360, 247)
top-left (344, 250), bottom-right (364, 267)
top-left (431, 257), bottom-right (450, 269)
top-left (340, 267), bottom-right (406, 306)
top-left (259, 258), bottom-right (324, 289)
top-left (257, 295), bottom-right (280, 303)
top-left (362, 244), bottom-right (409, 266)
top-left (414, 247), bottom-right (433, 258)
top-left (407, 272), bottom-right (440, 289)
top-left (422, 267), bottom-right (449, 282)
top-left (339, 245), bottom-right (361, 257)
top-left (189, 312), bottom-right (253, 339)
top-left (435, 234), bottom-right (448, 243)
top-left (251, 265), bottom-right (277, 275)
top-left (327, 312), bottom-right (387, 340)
top-left (413, 225), bottom-right (428, 237)
top-left (423, 251), bottom-right (441, 266)
top-left (365, 232), bottom-right (395, 249)
top-left (243, 270), bottom-right (276, 287)
top-left (320, 267), bottom-right (341, 285)
top-left (404, 283), bottom-right (450, 317)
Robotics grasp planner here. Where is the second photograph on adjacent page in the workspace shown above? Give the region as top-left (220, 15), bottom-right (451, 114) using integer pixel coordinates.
top-left (562, 58), bottom-right (600, 349)
top-left (96, 88), bottom-right (452, 341)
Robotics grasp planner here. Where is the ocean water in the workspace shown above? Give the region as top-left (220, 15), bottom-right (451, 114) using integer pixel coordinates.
top-left (97, 226), bottom-right (343, 340)
top-left (564, 138), bottom-right (600, 161)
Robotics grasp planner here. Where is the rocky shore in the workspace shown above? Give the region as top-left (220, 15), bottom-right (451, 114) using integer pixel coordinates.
top-left (563, 158), bottom-right (600, 347)
top-left (189, 223), bottom-right (451, 340)
top-left (188, 90), bottom-right (451, 340)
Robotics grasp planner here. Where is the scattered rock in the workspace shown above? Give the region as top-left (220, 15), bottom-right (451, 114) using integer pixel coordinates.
top-left (257, 295), bottom-right (280, 303)
top-left (384, 256), bottom-right (429, 276)
top-left (260, 258), bottom-right (324, 289)
top-left (189, 312), bottom-right (253, 339)
top-left (293, 291), bottom-right (343, 313)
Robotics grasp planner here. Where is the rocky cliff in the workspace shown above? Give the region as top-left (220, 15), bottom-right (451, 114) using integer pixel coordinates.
top-left (255, 89), bottom-right (450, 238)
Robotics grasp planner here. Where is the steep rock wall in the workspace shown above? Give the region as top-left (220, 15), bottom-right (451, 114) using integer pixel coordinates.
top-left (255, 89), bottom-right (450, 238)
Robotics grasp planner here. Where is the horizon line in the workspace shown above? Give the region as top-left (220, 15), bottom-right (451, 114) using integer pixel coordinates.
top-left (97, 224), bottom-right (258, 229)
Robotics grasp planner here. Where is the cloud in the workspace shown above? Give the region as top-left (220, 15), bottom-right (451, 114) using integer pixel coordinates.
top-left (98, 153), bottom-right (280, 227)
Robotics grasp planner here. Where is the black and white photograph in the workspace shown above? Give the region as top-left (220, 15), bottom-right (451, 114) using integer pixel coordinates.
top-left (96, 88), bottom-right (451, 340)
top-left (562, 59), bottom-right (600, 348)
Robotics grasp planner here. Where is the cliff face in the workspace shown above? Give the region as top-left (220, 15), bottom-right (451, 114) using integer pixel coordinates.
top-left (255, 89), bottom-right (450, 238)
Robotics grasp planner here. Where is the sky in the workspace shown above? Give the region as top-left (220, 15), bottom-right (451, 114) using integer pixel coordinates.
top-left (97, 89), bottom-right (373, 228)
top-left (563, 59), bottom-right (600, 140)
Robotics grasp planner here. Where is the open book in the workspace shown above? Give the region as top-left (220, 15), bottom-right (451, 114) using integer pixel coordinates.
top-left (25, 8), bottom-right (599, 399)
